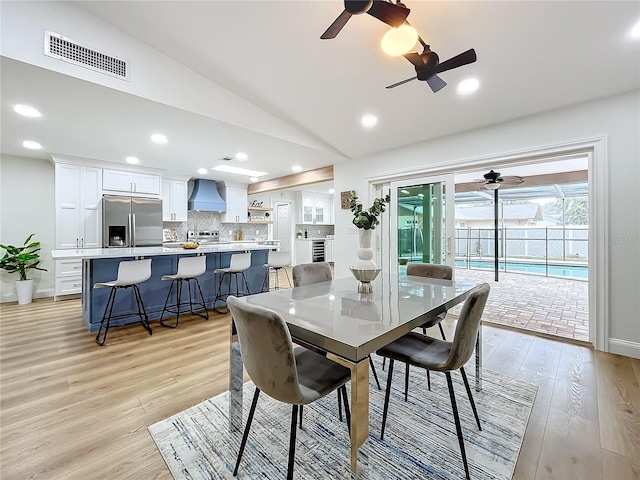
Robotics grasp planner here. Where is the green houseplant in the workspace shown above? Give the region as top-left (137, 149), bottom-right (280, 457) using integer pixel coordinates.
top-left (0, 233), bottom-right (47, 305)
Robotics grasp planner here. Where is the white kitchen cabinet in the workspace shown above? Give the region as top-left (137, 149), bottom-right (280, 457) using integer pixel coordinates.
top-left (103, 169), bottom-right (160, 195)
top-left (301, 194), bottom-right (332, 225)
top-left (54, 259), bottom-right (83, 299)
top-left (220, 185), bottom-right (248, 223)
top-left (162, 179), bottom-right (188, 221)
top-left (325, 239), bottom-right (334, 263)
top-left (55, 163), bottom-right (102, 249)
top-left (295, 239), bottom-right (312, 265)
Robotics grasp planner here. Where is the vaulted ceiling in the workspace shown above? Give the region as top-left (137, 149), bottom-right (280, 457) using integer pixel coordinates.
top-left (1, 1), bottom-right (638, 184)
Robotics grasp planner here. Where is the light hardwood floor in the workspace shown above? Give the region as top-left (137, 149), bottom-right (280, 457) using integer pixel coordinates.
top-left (1, 295), bottom-right (638, 480)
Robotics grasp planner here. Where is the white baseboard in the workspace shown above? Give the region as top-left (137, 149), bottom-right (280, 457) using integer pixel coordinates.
top-left (1, 289), bottom-right (54, 304)
top-left (608, 338), bottom-right (640, 359)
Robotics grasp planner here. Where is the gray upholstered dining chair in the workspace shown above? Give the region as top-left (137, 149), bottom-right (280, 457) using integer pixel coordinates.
top-left (227, 296), bottom-right (352, 480)
top-left (377, 283), bottom-right (490, 480)
top-left (387, 262), bottom-right (454, 397)
top-left (406, 262), bottom-right (453, 339)
top-left (292, 263), bottom-right (382, 392)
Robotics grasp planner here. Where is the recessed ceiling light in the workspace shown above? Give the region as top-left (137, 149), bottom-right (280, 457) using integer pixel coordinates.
top-left (292, 165), bottom-right (302, 172)
top-left (14, 104), bottom-right (41, 118)
top-left (211, 165), bottom-right (268, 177)
top-left (151, 133), bottom-right (168, 144)
top-left (329, 189), bottom-right (335, 194)
top-left (250, 177), bottom-right (259, 183)
top-left (235, 152), bottom-right (248, 161)
top-left (22, 140), bottom-right (42, 150)
top-left (361, 114), bottom-right (378, 128)
top-left (457, 78), bottom-right (479, 95)
top-left (631, 19), bottom-right (640, 39)
top-left (198, 168), bottom-right (208, 175)
top-left (126, 156), bottom-right (140, 164)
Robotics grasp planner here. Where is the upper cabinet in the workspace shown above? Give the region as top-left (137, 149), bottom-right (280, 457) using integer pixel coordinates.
top-left (301, 193), bottom-right (332, 225)
top-left (162, 179), bottom-right (188, 222)
top-left (54, 163), bottom-right (102, 249)
top-left (103, 169), bottom-right (161, 196)
top-left (219, 184), bottom-right (248, 223)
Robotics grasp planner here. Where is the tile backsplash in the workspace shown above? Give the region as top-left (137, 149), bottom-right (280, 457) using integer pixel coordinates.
top-left (163, 211), bottom-right (268, 242)
top-left (295, 224), bottom-right (334, 238)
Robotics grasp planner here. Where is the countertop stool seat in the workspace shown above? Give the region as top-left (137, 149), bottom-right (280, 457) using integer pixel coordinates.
top-left (159, 255), bottom-right (209, 328)
top-left (213, 252), bottom-right (252, 314)
top-left (261, 251), bottom-right (292, 292)
top-left (93, 258), bottom-right (152, 346)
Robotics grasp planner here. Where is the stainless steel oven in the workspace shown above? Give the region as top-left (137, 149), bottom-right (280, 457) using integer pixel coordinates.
top-left (312, 240), bottom-right (325, 262)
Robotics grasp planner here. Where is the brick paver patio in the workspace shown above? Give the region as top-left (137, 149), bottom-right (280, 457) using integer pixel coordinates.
top-left (452, 268), bottom-right (589, 342)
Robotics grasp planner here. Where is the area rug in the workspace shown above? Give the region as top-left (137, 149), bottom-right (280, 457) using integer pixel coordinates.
top-left (149, 359), bottom-right (536, 479)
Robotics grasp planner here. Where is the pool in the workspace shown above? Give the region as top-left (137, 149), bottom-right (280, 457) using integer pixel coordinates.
top-left (455, 259), bottom-right (588, 280)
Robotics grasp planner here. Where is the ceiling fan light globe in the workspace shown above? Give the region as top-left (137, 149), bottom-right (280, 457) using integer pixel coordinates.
top-left (485, 182), bottom-right (501, 190)
top-left (381, 24), bottom-right (418, 56)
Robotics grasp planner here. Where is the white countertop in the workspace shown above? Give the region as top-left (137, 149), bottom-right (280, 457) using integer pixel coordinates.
top-left (51, 243), bottom-right (275, 260)
top-left (296, 238), bottom-right (329, 241)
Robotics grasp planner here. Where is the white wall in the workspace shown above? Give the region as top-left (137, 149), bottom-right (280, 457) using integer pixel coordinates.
top-left (0, 155), bottom-right (55, 301)
top-left (334, 90), bottom-right (640, 353)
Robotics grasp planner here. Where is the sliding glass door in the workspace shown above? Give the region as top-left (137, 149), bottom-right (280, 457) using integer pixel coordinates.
top-left (387, 174), bottom-right (455, 275)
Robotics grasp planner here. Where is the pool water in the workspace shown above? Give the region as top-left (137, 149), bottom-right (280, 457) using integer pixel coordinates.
top-left (455, 259), bottom-right (588, 279)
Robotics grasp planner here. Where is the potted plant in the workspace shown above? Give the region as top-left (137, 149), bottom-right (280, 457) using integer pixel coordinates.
top-left (0, 233), bottom-right (47, 305)
top-left (349, 193), bottom-right (391, 269)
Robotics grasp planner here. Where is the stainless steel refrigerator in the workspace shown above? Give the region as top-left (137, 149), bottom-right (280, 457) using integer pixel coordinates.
top-left (102, 195), bottom-right (163, 247)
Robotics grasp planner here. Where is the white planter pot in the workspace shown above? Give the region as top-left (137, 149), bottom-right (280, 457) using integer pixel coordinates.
top-left (15, 279), bottom-right (34, 305)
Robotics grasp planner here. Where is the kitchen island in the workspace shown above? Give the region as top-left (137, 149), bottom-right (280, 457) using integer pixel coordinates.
top-left (51, 244), bottom-right (275, 331)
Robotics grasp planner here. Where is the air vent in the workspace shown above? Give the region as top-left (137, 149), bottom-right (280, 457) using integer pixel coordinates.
top-left (220, 156), bottom-right (234, 161)
top-left (44, 31), bottom-right (129, 81)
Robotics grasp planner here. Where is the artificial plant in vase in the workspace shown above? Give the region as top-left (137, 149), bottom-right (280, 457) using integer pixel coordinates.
top-left (349, 193), bottom-right (390, 269)
top-left (0, 233), bottom-right (47, 305)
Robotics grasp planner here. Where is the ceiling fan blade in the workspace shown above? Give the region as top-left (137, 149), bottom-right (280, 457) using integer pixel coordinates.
top-left (426, 74), bottom-right (447, 93)
top-left (321, 10), bottom-right (353, 39)
top-left (500, 176), bottom-right (525, 185)
top-left (403, 52), bottom-right (424, 68)
top-left (434, 49), bottom-right (477, 74)
top-left (366, 1), bottom-right (410, 28)
top-left (386, 76), bottom-right (417, 89)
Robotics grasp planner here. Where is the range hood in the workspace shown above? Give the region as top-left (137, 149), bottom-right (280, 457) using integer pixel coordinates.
top-left (188, 179), bottom-right (226, 212)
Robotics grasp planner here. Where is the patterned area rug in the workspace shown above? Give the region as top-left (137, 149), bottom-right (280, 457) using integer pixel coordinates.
top-left (149, 359), bottom-right (536, 479)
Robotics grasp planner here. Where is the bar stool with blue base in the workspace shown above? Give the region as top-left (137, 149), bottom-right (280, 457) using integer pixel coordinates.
top-left (159, 255), bottom-right (209, 328)
top-left (213, 252), bottom-right (252, 314)
top-left (261, 250), bottom-right (292, 292)
top-left (94, 258), bottom-right (152, 346)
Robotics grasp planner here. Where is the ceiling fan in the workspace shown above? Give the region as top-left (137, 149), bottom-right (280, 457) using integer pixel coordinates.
top-left (478, 170), bottom-right (525, 190)
top-left (386, 42), bottom-right (477, 92)
top-left (320, 0), bottom-right (410, 40)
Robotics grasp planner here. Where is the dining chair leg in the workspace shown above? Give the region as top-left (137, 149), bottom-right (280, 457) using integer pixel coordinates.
top-left (404, 363), bottom-right (410, 401)
top-left (382, 357), bottom-right (386, 370)
top-left (339, 385), bottom-right (351, 436)
top-left (337, 390), bottom-right (343, 422)
top-left (233, 387), bottom-right (261, 476)
top-left (426, 369), bottom-right (431, 391)
top-left (369, 356), bottom-right (381, 390)
top-left (287, 404), bottom-right (299, 480)
top-left (460, 366), bottom-right (482, 431)
top-left (445, 372), bottom-right (470, 480)
top-left (438, 322), bottom-right (447, 340)
top-left (299, 405), bottom-right (303, 428)
top-left (380, 358), bottom-right (395, 440)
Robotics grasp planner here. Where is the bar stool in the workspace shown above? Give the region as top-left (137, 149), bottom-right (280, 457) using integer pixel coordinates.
top-left (213, 252), bottom-right (252, 314)
top-left (159, 255), bottom-right (209, 328)
top-left (94, 258), bottom-right (152, 346)
top-left (261, 250), bottom-right (292, 292)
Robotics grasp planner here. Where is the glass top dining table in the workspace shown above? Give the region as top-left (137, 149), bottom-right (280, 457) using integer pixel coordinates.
top-left (228, 272), bottom-right (481, 476)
